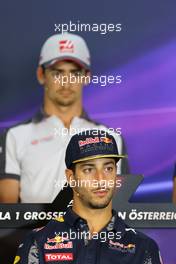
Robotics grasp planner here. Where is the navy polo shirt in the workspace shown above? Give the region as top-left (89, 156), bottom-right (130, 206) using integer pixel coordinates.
top-left (14, 208), bottom-right (163, 263)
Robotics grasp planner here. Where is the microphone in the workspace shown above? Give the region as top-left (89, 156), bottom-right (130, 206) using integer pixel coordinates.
top-left (74, 189), bottom-right (81, 197)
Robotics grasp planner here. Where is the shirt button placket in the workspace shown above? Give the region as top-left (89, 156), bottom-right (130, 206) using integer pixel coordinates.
top-left (83, 240), bottom-right (97, 264)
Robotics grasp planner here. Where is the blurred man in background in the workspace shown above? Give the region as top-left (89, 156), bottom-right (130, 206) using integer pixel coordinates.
top-left (0, 32), bottom-right (129, 203)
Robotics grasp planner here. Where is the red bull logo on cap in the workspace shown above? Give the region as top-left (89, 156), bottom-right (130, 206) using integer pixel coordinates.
top-left (78, 137), bottom-right (112, 147)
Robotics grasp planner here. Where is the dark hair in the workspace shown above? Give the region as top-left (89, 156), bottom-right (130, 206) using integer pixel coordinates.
top-left (41, 61), bottom-right (89, 75)
top-left (41, 65), bottom-right (46, 73)
top-left (69, 163), bottom-right (76, 174)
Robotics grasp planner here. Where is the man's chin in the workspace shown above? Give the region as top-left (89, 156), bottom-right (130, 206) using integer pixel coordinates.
top-left (88, 200), bottom-right (111, 209)
top-left (55, 98), bottom-right (75, 107)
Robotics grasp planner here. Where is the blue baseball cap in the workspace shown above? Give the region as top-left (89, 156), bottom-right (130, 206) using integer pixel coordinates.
top-left (65, 130), bottom-right (125, 169)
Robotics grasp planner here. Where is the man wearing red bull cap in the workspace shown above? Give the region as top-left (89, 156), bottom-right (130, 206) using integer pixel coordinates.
top-left (0, 33), bottom-right (129, 203)
top-left (14, 130), bottom-right (163, 263)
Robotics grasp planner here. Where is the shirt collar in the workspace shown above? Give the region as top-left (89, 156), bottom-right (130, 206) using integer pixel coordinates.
top-left (64, 208), bottom-right (81, 227)
top-left (64, 208), bottom-right (126, 237)
top-left (112, 210), bottom-right (126, 237)
top-left (32, 108), bottom-right (90, 123)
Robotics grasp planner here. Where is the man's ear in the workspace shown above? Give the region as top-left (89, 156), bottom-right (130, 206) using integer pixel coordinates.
top-left (65, 169), bottom-right (74, 184)
top-left (36, 66), bottom-right (45, 85)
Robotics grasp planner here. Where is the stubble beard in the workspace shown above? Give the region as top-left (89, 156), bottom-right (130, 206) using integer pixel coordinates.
top-left (78, 188), bottom-right (114, 210)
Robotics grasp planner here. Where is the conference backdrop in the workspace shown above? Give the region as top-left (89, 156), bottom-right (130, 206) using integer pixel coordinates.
top-left (0, 1), bottom-right (176, 263)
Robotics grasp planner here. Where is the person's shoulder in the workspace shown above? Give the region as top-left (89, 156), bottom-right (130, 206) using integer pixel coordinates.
top-left (33, 215), bottom-right (66, 235)
top-left (80, 115), bottom-right (106, 128)
top-left (0, 108), bottom-right (47, 136)
top-left (16, 215), bottom-right (69, 261)
top-left (125, 227), bottom-right (159, 249)
top-left (79, 110), bottom-right (123, 136)
top-left (0, 117), bottom-right (33, 136)
top-left (25, 216), bottom-right (68, 247)
top-left (79, 116), bottom-right (122, 137)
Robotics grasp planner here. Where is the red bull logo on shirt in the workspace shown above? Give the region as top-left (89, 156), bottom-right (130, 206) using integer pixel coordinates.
top-left (108, 240), bottom-right (136, 253)
top-left (44, 241), bottom-right (73, 250)
top-left (45, 233), bottom-right (72, 250)
top-left (47, 233), bottom-right (70, 244)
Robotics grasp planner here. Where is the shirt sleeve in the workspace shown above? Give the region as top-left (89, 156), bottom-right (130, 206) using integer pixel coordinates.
top-left (14, 232), bottom-right (40, 264)
top-left (0, 129), bottom-right (20, 180)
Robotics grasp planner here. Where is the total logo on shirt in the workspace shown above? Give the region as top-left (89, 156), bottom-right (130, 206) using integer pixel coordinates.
top-left (45, 253), bottom-right (73, 262)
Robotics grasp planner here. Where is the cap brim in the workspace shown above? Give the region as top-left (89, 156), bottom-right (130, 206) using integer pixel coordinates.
top-left (42, 56), bottom-right (90, 70)
top-left (72, 154), bottom-right (127, 164)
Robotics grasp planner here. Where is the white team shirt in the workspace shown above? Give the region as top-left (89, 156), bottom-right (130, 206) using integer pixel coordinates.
top-left (0, 110), bottom-right (127, 203)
